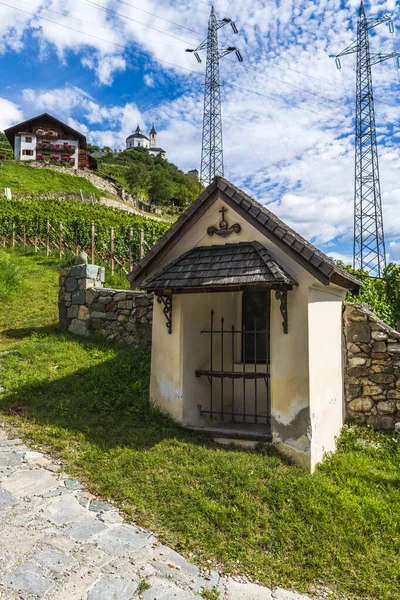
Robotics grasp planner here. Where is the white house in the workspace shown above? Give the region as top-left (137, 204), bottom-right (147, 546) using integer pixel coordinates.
top-left (125, 124), bottom-right (166, 158)
top-left (4, 113), bottom-right (87, 169)
top-left (128, 177), bottom-right (361, 471)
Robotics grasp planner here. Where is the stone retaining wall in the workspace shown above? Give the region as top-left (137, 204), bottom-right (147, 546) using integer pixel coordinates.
top-left (58, 264), bottom-right (152, 345)
top-left (58, 270), bottom-right (400, 431)
top-left (343, 302), bottom-right (400, 430)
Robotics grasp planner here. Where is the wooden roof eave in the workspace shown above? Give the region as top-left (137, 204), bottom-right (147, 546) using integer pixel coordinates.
top-left (146, 282), bottom-right (295, 296)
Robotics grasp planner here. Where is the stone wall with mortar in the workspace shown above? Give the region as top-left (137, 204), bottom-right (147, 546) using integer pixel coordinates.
top-left (58, 264), bottom-right (152, 345)
top-left (343, 302), bottom-right (400, 430)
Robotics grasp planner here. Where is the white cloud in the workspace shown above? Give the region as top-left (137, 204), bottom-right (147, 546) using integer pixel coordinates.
top-left (0, 98), bottom-right (24, 130)
top-left (144, 73), bottom-right (155, 87)
top-left (3, 0), bottom-right (400, 263)
top-left (389, 242), bottom-right (400, 264)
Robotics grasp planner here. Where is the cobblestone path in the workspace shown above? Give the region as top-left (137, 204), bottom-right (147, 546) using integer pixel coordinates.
top-left (0, 428), bottom-right (312, 600)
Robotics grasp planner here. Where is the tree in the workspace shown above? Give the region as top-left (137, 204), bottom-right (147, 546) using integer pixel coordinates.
top-left (87, 143), bottom-right (100, 153)
top-left (341, 262), bottom-right (400, 330)
top-left (148, 168), bottom-right (174, 206)
top-left (124, 162), bottom-right (151, 199)
top-left (174, 172), bottom-right (201, 207)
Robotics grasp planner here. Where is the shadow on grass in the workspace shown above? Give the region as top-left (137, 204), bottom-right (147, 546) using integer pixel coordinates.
top-left (0, 326), bottom-right (271, 458)
top-left (2, 324), bottom-right (57, 340)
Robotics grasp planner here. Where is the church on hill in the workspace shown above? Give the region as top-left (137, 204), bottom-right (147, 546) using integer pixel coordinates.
top-left (125, 124), bottom-right (166, 158)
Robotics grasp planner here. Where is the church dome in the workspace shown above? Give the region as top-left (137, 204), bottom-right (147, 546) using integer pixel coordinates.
top-left (126, 124), bottom-right (149, 143)
top-left (126, 132), bottom-right (149, 142)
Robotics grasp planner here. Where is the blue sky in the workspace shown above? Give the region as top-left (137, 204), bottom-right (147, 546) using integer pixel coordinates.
top-left (0, 0), bottom-right (399, 265)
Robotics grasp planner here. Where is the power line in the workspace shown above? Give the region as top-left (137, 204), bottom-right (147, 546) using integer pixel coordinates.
top-left (279, 0), bottom-right (352, 35)
top-left (240, 48), bottom-right (397, 110)
top-left (238, 63), bottom-right (351, 257)
top-left (78, 0), bottom-right (199, 46)
top-left (3, 0), bottom-right (395, 129)
top-left (0, 2), bottom-right (203, 77)
top-left (223, 55), bottom-right (348, 110)
top-left (172, 0), bottom-right (210, 17)
top-left (12, 0), bottom-right (186, 50)
top-left (104, 0), bottom-right (204, 37)
top-left (186, 6), bottom-right (242, 185)
top-left (329, 2), bottom-right (398, 276)
top-left (223, 81), bottom-right (343, 122)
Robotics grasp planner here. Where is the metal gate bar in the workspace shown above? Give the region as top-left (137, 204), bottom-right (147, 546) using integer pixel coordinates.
top-left (195, 310), bottom-right (270, 425)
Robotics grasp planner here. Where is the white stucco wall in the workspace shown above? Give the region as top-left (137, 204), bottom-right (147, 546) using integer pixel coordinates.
top-left (308, 287), bottom-right (346, 470)
top-left (19, 134), bottom-right (36, 161)
top-left (15, 135), bottom-right (79, 167)
top-left (150, 295), bottom-right (184, 422)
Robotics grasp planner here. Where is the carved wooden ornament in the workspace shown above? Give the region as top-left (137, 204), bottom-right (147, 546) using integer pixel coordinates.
top-left (207, 207), bottom-right (241, 237)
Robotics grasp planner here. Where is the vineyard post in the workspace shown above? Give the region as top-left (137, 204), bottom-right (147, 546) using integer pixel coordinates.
top-left (34, 230), bottom-right (38, 252)
top-left (12, 222), bottom-right (15, 248)
top-left (140, 229), bottom-right (145, 260)
top-left (59, 222), bottom-right (63, 260)
top-left (129, 226), bottom-right (133, 272)
top-left (91, 223), bottom-right (95, 264)
top-left (2, 236), bottom-right (5, 248)
top-left (110, 227), bottom-right (115, 275)
top-left (75, 225), bottom-right (79, 257)
top-left (46, 220), bottom-right (50, 257)
top-left (23, 223), bottom-right (26, 247)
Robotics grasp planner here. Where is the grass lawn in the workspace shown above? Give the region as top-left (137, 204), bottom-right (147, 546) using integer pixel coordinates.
top-left (0, 249), bottom-right (399, 599)
top-left (0, 162), bottom-right (109, 198)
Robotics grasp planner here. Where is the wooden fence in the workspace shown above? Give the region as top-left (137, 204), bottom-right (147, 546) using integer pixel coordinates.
top-left (1, 221), bottom-right (148, 275)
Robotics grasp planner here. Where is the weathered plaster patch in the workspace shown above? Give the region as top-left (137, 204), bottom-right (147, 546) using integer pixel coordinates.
top-left (271, 407), bottom-right (311, 467)
top-left (158, 377), bottom-right (182, 404)
top-left (274, 440), bottom-right (311, 468)
top-left (271, 406), bottom-right (311, 443)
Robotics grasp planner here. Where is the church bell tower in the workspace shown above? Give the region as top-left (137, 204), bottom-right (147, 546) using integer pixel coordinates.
top-left (149, 124), bottom-right (157, 149)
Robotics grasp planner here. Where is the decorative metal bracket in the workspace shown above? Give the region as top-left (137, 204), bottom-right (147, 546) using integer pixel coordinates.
top-left (275, 290), bottom-right (288, 334)
top-left (207, 206), bottom-right (241, 237)
top-left (157, 295), bottom-right (172, 334)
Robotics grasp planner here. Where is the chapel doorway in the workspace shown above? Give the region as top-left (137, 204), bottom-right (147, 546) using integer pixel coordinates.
top-left (196, 291), bottom-right (271, 433)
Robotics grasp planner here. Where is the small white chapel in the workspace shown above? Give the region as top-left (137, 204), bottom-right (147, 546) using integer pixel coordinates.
top-left (125, 124), bottom-right (166, 158)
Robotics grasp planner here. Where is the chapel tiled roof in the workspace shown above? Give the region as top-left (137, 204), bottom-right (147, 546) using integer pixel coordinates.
top-left (128, 176), bottom-right (362, 293)
top-left (140, 242), bottom-right (298, 292)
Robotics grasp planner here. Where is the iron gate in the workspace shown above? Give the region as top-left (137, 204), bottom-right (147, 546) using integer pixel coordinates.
top-left (195, 309), bottom-right (270, 426)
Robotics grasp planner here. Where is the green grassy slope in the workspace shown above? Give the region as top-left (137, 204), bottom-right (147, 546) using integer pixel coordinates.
top-left (0, 163), bottom-right (107, 198)
top-left (0, 133), bottom-right (13, 160)
top-left (0, 249), bottom-right (399, 600)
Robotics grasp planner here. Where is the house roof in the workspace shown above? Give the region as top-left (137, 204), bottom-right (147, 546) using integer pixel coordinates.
top-left (4, 113), bottom-right (87, 150)
top-left (140, 242), bottom-right (298, 293)
top-left (148, 147), bottom-right (166, 153)
top-left (128, 176), bottom-right (362, 294)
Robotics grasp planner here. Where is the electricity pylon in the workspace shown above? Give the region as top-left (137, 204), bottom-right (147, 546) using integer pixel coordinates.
top-left (186, 6), bottom-right (242, 186)
top-left (330, 1), bottom-right (399, 277)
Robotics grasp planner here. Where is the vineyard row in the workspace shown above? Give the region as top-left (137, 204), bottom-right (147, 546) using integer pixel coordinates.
top-left (1, 220), bottom-right (153, 275)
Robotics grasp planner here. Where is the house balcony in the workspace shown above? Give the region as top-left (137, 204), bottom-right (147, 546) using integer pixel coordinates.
top-left (36, 143), bottom-right (76, 153)
top-left (36, 129), bottom-right (58, 139)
